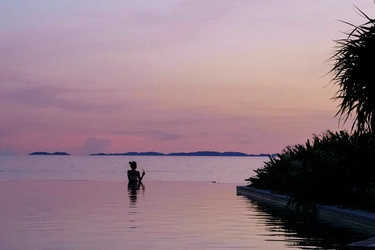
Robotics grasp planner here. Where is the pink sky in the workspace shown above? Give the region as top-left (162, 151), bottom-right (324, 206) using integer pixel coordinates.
top-left (1, 1), bottom-right (374, 155)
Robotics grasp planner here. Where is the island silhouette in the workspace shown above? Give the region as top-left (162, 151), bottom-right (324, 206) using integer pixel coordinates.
top-left (29, 152), bottom-right (70, 156)
top-left (28, 151), bottom-right (276, 157)
top-left (90, 151), bottom-right (275, 157)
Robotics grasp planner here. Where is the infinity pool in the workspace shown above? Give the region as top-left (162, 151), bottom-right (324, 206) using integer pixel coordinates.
top-left (0, 180), bottom-right (368, 249)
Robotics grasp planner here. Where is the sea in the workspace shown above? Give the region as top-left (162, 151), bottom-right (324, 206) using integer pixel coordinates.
top-left (0, 155), bottom-right (370, 250)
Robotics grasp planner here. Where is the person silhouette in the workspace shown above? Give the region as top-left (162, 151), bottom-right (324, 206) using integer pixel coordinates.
top-left (127, 161), bottom-right (145, 203)
top-left (127, 161), bottom-right (145, 187)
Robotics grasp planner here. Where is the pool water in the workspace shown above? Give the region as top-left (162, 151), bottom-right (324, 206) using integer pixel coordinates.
top-left (0, 180), bottom-right (368, 250)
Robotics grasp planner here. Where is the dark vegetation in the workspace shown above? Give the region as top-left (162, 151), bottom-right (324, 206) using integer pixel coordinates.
top-left (247, 6), bottom-right (375, 213)
top-left (248, 131), bottom-right (375, 212)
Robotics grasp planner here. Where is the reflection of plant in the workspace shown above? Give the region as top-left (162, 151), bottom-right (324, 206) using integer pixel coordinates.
top-left (329, 6), bottom-right (375, 134)
top-left (248, 131), bottom-right (375, 213)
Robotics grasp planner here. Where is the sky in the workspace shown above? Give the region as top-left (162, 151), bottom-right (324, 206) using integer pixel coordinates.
top-left (1, 0), bottom-right (375, 155)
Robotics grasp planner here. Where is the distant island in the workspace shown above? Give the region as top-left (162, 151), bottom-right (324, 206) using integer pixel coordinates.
top-left (29, 152), bottom-right (70, 156)
top-left (90, 151), bottom-right (275, 157)
top-left (28, 151), bottom-right (276, 157)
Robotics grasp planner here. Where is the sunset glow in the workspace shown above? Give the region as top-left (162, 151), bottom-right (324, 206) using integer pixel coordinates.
top-left (1, 1), bottom-right (374, 155)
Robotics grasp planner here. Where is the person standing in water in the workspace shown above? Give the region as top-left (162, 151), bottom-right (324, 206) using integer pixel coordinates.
top-left (127, 161), bottom-right (145, 185)
top-left (127, 161), bottom-right (145, 203)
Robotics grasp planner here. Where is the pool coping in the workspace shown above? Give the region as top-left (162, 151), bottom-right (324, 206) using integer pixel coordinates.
top-left (236, 185), bottom-right (375, 248)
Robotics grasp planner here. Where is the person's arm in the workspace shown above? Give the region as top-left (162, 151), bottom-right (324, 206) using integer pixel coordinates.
top-left (139, 171), bottom-right (145, 182)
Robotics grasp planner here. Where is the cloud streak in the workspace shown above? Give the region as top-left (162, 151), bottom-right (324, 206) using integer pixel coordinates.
top-left (83, 137), bottom-right (111, 154)
top-left (110, 130), bottom-right (185, 141)
top-left (0, 86), bottom-right (123, 113)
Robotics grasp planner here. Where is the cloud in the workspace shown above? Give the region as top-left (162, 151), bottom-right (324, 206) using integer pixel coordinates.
top-left (83, 137), bottom-right (111, 154)
top-left (0, 85), bottom-right (121, 113)
top-left (111, 130), bottom-right (184, 141)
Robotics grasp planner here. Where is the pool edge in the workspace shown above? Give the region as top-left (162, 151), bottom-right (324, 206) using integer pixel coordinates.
top-left (236, 186), bottom-right (375, 242)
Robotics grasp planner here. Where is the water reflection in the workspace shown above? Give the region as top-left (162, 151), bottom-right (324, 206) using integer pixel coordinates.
top-left (1, 181), bottom-right (371, 250)
top-left (240, 196), bottom-right (369, 250)
top-left (128, 182), bottom-right (145, 204)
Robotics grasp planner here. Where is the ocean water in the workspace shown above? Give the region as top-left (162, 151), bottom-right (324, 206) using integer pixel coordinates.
top-left (0, 156), bottom-right (369, 250)
top-left (0, 155), bottom-right (265, 183)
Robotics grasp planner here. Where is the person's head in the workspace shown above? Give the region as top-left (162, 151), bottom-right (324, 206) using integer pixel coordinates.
top-left (129, 161), bottom-right (137, 170)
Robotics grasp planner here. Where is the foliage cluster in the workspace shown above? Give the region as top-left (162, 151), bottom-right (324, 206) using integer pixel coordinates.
top-left (248, 130), bottom-right (375, 213)
top-left (247, 5), bottom-right (375, 214)
top-left (329, 7), bottom-right (375, 134)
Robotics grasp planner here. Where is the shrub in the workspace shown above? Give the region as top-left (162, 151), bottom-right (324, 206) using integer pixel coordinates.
top-left (248, 130), bottom-right (375, 212)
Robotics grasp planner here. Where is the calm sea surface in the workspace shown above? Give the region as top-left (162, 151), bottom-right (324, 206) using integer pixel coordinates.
top-left (0, 156), bottom-right (369, 249)
top-left (0, 155), bottom-right (263, 183)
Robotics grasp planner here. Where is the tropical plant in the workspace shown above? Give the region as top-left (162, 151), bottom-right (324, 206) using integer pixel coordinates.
top-left (328, 6), bottom-right (375, 134)
top-left (248, 130), bottom-right (375, 213)
top-left (247, 5), bottom-right (375, 214)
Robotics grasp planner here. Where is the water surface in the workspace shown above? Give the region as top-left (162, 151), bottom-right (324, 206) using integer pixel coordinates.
top-left (0, 180), bottom-right (368, 250)
top-left (0, 156), bottom-right (370, 249)
top-left (0, 155), bottom-right (264, 183)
